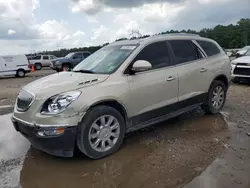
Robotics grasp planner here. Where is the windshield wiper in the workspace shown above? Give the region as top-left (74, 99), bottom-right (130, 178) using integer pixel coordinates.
top-left (73, 69), bottom-right (95, 74)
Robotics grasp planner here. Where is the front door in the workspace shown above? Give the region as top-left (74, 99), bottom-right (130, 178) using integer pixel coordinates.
top-left (72, 53), bottom-right (83, 67)
top-left (126, 41), bottom-right (178, 125)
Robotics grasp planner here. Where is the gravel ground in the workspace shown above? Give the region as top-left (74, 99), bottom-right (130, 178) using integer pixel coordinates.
top-left (0, 69), bottom-right (249, 188)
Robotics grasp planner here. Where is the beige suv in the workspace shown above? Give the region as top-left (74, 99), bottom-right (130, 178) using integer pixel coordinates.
top-left (11, 34), bottom-right (231, 159)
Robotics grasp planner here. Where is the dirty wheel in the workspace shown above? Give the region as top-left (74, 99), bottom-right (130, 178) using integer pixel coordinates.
top-left (16, 69), bottom-right (25, 78)
top-left (202, 80), bottom-right (226, 114)
top-left (34, 63), bottom-right (42, 70)
top-left (77, 106), bottom-right (125, 159)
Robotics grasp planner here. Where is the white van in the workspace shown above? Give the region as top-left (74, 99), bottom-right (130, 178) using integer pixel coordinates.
top-left (0, 55), bottom-right (31, 78)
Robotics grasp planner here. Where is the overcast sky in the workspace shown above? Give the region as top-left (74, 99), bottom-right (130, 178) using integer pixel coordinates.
top-left (0, 0), bottom-right (249, 55)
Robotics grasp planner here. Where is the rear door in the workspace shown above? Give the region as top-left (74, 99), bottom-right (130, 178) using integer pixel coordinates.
top-left (41, 55), bottom-right (50, 66)
top-left (126, 41), bottom-right (179, 125)
top-left (169, 40), bottom-right (213, 106)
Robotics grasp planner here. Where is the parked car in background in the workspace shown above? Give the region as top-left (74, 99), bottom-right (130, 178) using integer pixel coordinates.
top-left (0, 55), bottom-right (30, 78)
top-left (12, 34), bottom-right (231, 159)
top-left (231, 49), bottom-right (250, 83)
top-left (29, 55), bottom-right (57, 70)
top-left (235, 46), bottom-right (250, 58)
top-left (50, 51), bottom-right (91, 72)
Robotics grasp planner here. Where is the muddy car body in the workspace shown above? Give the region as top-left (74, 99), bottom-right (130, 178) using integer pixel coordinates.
top-left (11, 34), bottom-right (231, 159)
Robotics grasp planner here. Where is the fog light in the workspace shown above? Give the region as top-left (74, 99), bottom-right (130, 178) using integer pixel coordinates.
top-left (37, 128), bottom-right (65, 137)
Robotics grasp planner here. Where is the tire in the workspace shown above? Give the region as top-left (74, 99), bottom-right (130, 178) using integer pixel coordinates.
top-left (77, 106), bottom-right (125, 159)
top-left (16, 69), bottom-right (25, 78)
top-left (34, 63), bottom-right (42, 70)
top-left (202, 80), bottom-right (227, 114)
top-left (62, 64), bottom-right (71, 71)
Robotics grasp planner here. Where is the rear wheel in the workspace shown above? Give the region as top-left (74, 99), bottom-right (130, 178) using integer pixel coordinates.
top-left (202, 80), bottom-right (226, 114)
top-left (34, 63), bottom-right (42, 70)
top-left (16, 69), bottom-right (25, 78)
top-left (77, 106), bottom-right (125, 159)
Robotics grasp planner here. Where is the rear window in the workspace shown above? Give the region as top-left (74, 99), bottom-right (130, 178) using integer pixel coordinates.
top-left (196, 40), bottom-right (220, 57)
top-left (43, 55), bottom-right (49, 60)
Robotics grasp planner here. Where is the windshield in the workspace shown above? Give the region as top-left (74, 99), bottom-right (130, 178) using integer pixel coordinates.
top-left (245, 49), bottom-right (250, 56)
top-left (73, 44), bottom-right (138, 74)
top-left (240, 46), bottom-right (250, 51)
top-left (65, 52), bottom-right (74, 58)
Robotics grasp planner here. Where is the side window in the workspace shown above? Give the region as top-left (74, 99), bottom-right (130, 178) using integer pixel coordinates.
top-left (32, 55), bottom-right (41, 60)
top-left (133, 41), bottom-right (170, 70)
top-left (196, 40), bottom-right (221, 56)
top-left (43, 55), bottom-right (49, 60)
top-left (73, 53), bottom-right (82, 59)
top-left (50, 55), bottom-right (56, 59)
top-left (169, 40), bottom-right (200, 64)
top-left (83, 52), bottom-right (90, 58)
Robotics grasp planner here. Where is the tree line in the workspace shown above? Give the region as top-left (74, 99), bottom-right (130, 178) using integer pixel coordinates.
top-left (28, 18), bottom-right (250, 57)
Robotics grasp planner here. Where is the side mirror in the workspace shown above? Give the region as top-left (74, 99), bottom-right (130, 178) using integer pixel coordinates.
top-left (72, 56), bottom-right (77, 59)
top-left (131, 60), bottom-right (152, 73)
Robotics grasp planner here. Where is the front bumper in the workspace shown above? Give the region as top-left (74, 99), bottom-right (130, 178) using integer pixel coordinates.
top-left (231, 64), bottom-right (250, 78)
top-left (11, 116), bottom-right (78, 157)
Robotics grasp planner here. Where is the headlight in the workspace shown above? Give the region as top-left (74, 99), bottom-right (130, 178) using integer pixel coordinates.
top-left (41, 90), bottom-right (81, 115)
top-left (231, 61), bottom-right (237, 65)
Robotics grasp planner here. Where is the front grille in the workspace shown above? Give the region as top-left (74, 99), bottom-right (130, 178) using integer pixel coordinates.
top-left (16, 90), bottom-right (34, 112)
top-left (233, 67), bottom-right (250, 76)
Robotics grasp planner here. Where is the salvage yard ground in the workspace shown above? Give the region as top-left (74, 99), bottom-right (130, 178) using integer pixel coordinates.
top-left (0, 69), bottom-right (250, 188)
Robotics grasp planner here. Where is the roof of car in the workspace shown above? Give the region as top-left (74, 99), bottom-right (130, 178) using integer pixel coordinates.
top-left (109, 33), bottom-right (211, 46)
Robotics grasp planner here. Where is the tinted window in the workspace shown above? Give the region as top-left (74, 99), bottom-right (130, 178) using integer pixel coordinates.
top-left (73, 53), bottom-right (82, 59)
top-left (133, 41), bottom-right (170, 70)
top-left (32, 56), bottom-right (41, 60)
top-left (196, 40), bottom-right (220, 56)
top-left (170, 40), bottom-right (201, 64)
top-left (83, 52), bottom-right (90, 58)
top-left (43, 55), bottom-right (49, 60)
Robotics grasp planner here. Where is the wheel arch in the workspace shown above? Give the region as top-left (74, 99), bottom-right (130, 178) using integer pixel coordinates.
top-left (210, 74), bottom-right (229, 91)
top-left (89, 99), bottom-right (128, 123)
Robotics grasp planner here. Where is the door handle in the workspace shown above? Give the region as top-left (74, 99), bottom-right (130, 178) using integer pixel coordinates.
top-left (200, 68), bottom-right (207, 72)
top-left (166, 76), bottom-right (175, 81)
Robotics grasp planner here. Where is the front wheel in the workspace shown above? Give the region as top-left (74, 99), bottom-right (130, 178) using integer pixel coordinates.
top-left (202, 80), bottom-right (227, 114)
top-left (77, 106), bottom-right (125, 159)
top-left (62, 64), bottom-right (71, 71)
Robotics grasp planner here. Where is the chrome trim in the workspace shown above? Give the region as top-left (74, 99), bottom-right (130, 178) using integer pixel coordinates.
top-left (35, 123), bottom-right (71, 128)
top-left (235, 65), bottom-right (250, 68)
top-left (16, 88), bottom-right (36, 112)
top-left (12, 115), bottom-right (34, 127)
top-left (231, 74), bottom-right (250, 78)
top-left (12, 115), bottom-right (73, 128)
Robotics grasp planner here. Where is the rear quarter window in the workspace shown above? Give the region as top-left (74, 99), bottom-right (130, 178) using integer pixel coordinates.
top-left (196, 40), bottom-right (221, 57)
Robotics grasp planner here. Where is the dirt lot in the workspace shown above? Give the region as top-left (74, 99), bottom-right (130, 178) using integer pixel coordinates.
top-left (0, 70), bottom-right (250, 188)
top-left (0, 69), bottom-right (54, 115)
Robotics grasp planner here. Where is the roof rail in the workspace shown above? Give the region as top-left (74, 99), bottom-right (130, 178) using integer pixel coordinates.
top-left (152, 33), bottom-right (201, 37)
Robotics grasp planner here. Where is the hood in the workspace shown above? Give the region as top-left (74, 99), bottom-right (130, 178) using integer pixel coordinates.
top-left (23, 72), bottom-right (109, 99)
top-left (232, 56), bottom-right (250, 64)
top-left (237, 50), bottom-right (248, 55)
